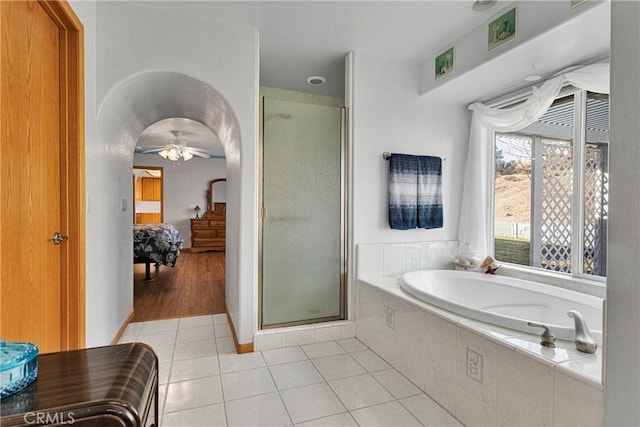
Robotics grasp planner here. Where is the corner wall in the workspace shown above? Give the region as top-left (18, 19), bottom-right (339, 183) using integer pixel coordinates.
top-left (351, 53), bottom-right (470, 246)
top-left (72, 1), bottom-right (259, 346)
top-left (605, 1), bottom-right (640, 424)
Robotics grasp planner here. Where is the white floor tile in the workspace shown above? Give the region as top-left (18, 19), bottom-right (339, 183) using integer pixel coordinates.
top-left (216, 337), bottom-right (236, 354)
top-left (262, 346), bottom-right (308, 366)
top-left (221, 367), bottom-right (276, 401)
top-left (178, 315), bottom-right (214, 329)
top-left (269, 360), bottom-right (324, 390)
top-left (219, 352), bottom-right (266, 374)
top-left (158, 361), bottom-right (171, 385)
top-left (140, 318), bottom-right (179, 333)
top-left (137, 330), bottom-right (177, 347)
top-left (124, 322), bottom-right (144, 336)
top-left (399, 394), bottom-right (463, 426)
top-left (280, 383), bottom-right (346, 424)
top-left (312, 353), bottom-right (366, 381)
top-left (170, 355), bottom-right (219, 382)
top-left (153, 344), bottom-right (175, 363)
top-left (225, 392), bottom-right (291, 427)
top-left (176, 325), bottom-right (215, 343)
top-left (164, 376), bottom-right (223, 414)
top-left (295, 412), bottom-right (357, 427)
top-left (161, 403), bottom-right (226, 427)
top-left (350, 350), bottom-right (391, 372)
top-left (336, 338), bottom-right (367, 353)
top-left (329, 374), bottom-right (394, 410)
top-left (214, 323), bottom-right (233, 338)
top-left (301, 342), bottom-right (346, 359)
top-left (149, 315), bottom-right (464, 427)
top-left (173, 339), bottom-right (217, 360)
top-left (117, 334), bottom-right (137, 344)
top-left (158, 383), bottom-right (167, 416)
top-left (213, 313), bottom-right (228, 325)
top-left (350, 401), bottom-right (422, 427)
top-left (373, 369), bottom-right (421, 399)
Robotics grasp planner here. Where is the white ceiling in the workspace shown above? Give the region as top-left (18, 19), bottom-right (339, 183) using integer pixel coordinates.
top-left (134, 0), bottom-right (497, 155)
top-left (133, 1), bottom-right (610, 157)
top-left (136, 0), bottom-right (497, 98)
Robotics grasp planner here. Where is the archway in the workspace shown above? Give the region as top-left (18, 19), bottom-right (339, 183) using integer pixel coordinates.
top-left (97, 71), bottom-right (248, 347)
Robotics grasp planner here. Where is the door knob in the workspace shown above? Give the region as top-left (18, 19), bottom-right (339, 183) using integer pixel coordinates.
top-left (52, 232), bottom-right (69, 245)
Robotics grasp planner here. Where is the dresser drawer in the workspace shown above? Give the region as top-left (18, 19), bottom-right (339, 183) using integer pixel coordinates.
top-left (191, 220), bottom-right (213, 229)
top-left (193, 237), bottom-right (225, 246)
top-left (192, 229), bottom-right (219, 239)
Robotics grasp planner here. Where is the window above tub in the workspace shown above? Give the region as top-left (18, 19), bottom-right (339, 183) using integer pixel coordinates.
top-left (492, 90), bottom-right (609, 280)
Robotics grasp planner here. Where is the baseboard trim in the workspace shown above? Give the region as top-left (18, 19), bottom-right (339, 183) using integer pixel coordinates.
top-left (225, 304), bottom-right (254, 354)
top-left (111, 310), bottom-right (135, 345)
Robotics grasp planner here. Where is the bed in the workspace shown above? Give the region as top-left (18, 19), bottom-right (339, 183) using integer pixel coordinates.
top-left (133, 223), bottom-right (183, 281)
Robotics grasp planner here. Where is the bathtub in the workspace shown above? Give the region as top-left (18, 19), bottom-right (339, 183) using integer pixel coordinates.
top-left (400, 270), bottom-right (603, 344)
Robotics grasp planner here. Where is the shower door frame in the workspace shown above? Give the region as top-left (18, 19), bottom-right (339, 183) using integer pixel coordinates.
top-left (258, 96), bottom-right (348, 329)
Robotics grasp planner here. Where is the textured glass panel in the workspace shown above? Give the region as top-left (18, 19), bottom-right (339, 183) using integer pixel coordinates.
top-left (262, 98), bottom-right (342, 326)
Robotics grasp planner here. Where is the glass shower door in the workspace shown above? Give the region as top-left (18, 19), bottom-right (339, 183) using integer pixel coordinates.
top-left (261, 98), bottom-right (344, 327)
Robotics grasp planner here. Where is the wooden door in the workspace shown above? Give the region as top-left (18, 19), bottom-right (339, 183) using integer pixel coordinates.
top-left (0, 0), bottom-right (85, 353)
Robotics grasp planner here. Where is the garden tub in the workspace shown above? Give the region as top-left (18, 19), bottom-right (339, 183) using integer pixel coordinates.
top-left (400, 270), bottom-right (603, 343)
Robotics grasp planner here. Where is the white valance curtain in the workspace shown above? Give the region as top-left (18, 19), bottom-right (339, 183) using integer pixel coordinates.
top-left (457, 63), bottom-right (610, 257)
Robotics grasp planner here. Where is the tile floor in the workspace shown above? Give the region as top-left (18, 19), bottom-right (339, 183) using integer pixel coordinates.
top-left (119, 314), bottom-right (462, 427)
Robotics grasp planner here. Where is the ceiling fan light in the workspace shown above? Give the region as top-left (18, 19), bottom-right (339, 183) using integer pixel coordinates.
top-left (182, 151), bottom-right (193, 161)
top-left (158, 149), bottom-right (170, 159)
top-left (167, 148), bottom-right (180, 161)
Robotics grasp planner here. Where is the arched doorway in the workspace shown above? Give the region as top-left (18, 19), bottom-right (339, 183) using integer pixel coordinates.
top-left (97, 71), bottom-right (247, 341)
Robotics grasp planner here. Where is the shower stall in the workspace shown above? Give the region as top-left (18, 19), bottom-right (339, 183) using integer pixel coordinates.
top-left (260, 95), bottom-right (346, 328)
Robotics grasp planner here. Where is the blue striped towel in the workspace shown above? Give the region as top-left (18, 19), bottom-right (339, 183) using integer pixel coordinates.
top-left (388, 154), bottom-right (443, 230)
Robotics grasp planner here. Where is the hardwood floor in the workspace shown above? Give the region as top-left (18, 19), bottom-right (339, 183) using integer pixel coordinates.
top-left (132, 251), bottom-right (225, 322)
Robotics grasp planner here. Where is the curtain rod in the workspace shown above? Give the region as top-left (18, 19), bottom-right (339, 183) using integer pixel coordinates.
top-left (382, 152), bottom-right (447, 161)
top-left (471, 57), bottom-right (610, 109)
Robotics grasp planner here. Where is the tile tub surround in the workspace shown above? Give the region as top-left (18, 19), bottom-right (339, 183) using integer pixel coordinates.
top-left (356, 278), bottom-right (604, 427)
top-left (357, 241), bottom-right (459, 278)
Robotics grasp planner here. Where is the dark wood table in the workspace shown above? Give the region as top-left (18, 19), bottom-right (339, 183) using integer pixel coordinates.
top-left (0, 343), bottom-right (158, 426)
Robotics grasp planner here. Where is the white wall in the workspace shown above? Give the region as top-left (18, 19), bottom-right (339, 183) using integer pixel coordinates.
top-left (71, 1), bottom-right (259, 346)
top-left (351, 53), bottom-right (470, 246)
top-left (69, 0), bottom-right (126, 348)
top-left (133, 155), bottom-right (227, 247)
top-left (605, 1), bottom-right (640, 424)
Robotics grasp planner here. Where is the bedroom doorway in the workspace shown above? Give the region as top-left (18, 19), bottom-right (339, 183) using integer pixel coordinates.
top-left (131, 119), bottom-right (227, 322)
top-left (133, 166), bottom-right (164, 224)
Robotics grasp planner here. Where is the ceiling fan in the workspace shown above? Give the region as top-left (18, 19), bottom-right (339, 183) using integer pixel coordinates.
top-left (140, 131), bottom-right (210, 161)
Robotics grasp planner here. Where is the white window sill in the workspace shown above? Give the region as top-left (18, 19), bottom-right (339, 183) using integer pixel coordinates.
top-left (494, 262), bottom-right (606, 299)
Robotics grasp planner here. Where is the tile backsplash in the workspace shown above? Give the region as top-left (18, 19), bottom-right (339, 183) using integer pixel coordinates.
top-left (357, 241), bottom-right (458, 278)
top-left (356, 241), bottom-right (605, 299)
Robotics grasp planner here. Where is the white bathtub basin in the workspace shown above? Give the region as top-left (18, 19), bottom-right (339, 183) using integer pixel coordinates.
top-left (400, 270), bottom-right (603, 344)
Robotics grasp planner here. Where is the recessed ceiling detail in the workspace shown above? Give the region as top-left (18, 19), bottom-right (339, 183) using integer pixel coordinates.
top-left (135, 118), bottom-right (225, 159)
top-left (306, 75), bottom-right (326, 86)
top-left (472, 0), bottom-right (497, 12)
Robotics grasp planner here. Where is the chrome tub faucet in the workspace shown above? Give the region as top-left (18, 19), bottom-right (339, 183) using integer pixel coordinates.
top-left (567, 310), bottom-right (597, 354)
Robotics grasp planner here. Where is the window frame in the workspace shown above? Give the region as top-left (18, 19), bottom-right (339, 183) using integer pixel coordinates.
top-left (489, 86), bottom-right (608, 283)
